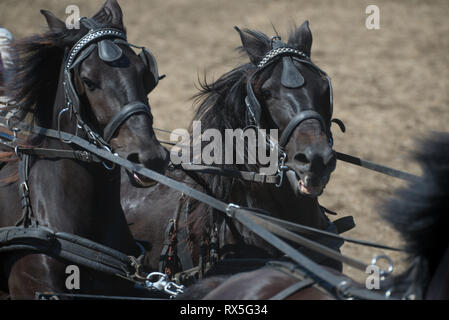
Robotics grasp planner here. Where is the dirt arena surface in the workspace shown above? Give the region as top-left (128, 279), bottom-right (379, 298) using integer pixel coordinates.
top-left (1, 0), bottom-right (448, 283)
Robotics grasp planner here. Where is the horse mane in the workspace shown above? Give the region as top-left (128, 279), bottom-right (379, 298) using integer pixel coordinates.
top-left (382, 132), bottom-right (449, 274)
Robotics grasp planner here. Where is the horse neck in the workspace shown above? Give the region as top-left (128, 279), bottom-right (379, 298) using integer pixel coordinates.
top-left (229, 179), bottom-right (328, 230)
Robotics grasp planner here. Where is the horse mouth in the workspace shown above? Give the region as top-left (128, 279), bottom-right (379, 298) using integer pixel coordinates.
top-left (286, 170), bottom-right (325, 197)
top-left (298, 179), bottom-right (324, 197)
top-left (126, 169), bottom-right (157, 188)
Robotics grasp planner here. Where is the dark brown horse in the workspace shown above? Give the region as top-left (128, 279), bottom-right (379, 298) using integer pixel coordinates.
top-left (180, 133), bottom-right (449, 300)
top-left (122, 22), bottom-right (346, 279)
top-left (0, 0), bottom-right (168, 299)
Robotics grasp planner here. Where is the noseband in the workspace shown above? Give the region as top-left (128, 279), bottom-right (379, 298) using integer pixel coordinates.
top-left (244, 37), bottom-right (338, 150)
top-left (63, 17), bottom-right (160, 149)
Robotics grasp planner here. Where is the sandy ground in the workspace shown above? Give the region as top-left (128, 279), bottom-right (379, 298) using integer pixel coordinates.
top-left (1, 0), bottom-right (448, 283)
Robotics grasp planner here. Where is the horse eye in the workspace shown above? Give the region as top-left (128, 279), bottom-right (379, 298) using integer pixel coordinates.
top-left (82, 78), bottom-right (96, 91)
top-left (262, 89), bottom-right (271, 99)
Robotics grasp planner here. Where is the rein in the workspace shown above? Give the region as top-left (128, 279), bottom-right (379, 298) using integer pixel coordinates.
top-left (0, 30), bottom-right (419, 300)
top-left (158, 130), bottom-right (420, 184)
top-left (0, 117), bottom-right (410, 299)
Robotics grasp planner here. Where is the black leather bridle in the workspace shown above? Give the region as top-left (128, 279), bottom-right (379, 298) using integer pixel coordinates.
top-left (244, 37), bottom-right (345, 150)
top-left (62, 17), bottom-right (160, 150)
top-left (243, 37), bottom-right (346, 186)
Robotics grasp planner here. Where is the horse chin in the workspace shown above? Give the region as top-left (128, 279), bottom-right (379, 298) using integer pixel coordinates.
top-left (286, 170), bottom-right (324, 198)
top-left (126, 169), bottom-right (158, 188)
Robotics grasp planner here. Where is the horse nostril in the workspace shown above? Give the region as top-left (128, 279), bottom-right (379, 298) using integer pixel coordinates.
top-left (127, 153), bottom-right (141, 164)
top-left (294, 152), bottom-right (310, 165)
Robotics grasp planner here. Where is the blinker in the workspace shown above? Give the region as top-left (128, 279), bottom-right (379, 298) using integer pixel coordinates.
top-left (98, 39), bottom-right (123, 62)
top-left (271, 37), bottom-right (305, 89)
top-left (281, 56), bottom-right (304, 88)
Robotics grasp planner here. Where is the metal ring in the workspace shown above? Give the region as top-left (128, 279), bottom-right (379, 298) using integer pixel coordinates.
top-left (12, 128), bottom-right (19, 139)
top-left (19, 181), bottom-right (29, 193)
top-left (370, 255), bottom-right (394, 276)
top-left (6, 116), bottom-right (19, 134)
top-left (275, 151), bottom-right (287, 187)
top-left (335, 280), bottom-right (353, 300)
top-left (226, 203), bottom-right (240, 218)
top-left (275, 170), bottom-right (284, 188)
top-left (101, 145), bottom-right (116, 171)
top-left (14, 146), bottom-right (22, 160)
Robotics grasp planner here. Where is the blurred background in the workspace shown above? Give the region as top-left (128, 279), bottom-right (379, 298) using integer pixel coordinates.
top-left (1, 0), bottom-right (448, 282)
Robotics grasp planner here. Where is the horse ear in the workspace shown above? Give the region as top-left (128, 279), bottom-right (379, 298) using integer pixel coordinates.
top-left (234, 26), bottom-right (270, 65)
top-left (288, 21), bottom-right (312, 57)
top-left (92, 0), bottom-right (124, 29)
top-left (40, 10), bottom-right (66, 32)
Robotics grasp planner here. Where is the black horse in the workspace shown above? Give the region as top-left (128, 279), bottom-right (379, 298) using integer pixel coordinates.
top-left (122, 22), bottom-right (346, 279)
top-left (0, 0), bottom-right (168, 299)
top-left (180, 133), bottom-right (449, 300)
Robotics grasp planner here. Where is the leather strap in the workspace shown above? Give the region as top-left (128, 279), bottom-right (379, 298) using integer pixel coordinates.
top-left (333, 216), bottom-right (356, 235)
top-left (177, 163), bottom-right (280, 184)
top-left (270, 278), bottom-right (315, 300)
top-left (0, 226), bottom-right (135, 278)
top-left (103, 102), bottom-right (151, 142)
top-left (252, 211), bottom-right (402, 252)
top-left (336, 152), bottom-right (420, 183)
top-left (279, 110), bottom-right (327, 148)
top-left (16, 147), bottom-right (101, 163)
top-left (0, 118), bottom-right (400, 299)
top-left (15, 154), bottom-right (36, 227)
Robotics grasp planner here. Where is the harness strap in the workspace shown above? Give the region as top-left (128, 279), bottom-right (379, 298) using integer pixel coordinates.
top-left (244, 213), bottom-right (367, 271)
top-left (336, 152), bottom-right (419, 183)
top-left (159, 218), bottom-right (182, 277)
top-left (156, 127), bottom-right (420, 183)
top-left (0, 226), bottom-right (136, 278)
top-left (103, 102), bottom-right (151, 142)
top-left (176, 163), bottom-right (280, 184)
top-left (15, 154), bottom-right (36, 227)
top-left (228, 209), bottom-right (388, 300)
top-left (0, 118), bottom-right (398, 299)
top-left (279, 110), bottom-right (327, 148)
top-left (176, 197), bottom-right (194, 271)
top-left (270, 278), bottom-right (315, 300)
top-left (15, 147), bottom-right (101, 163)
top-left (252, 210), bottom-right (403, 252)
